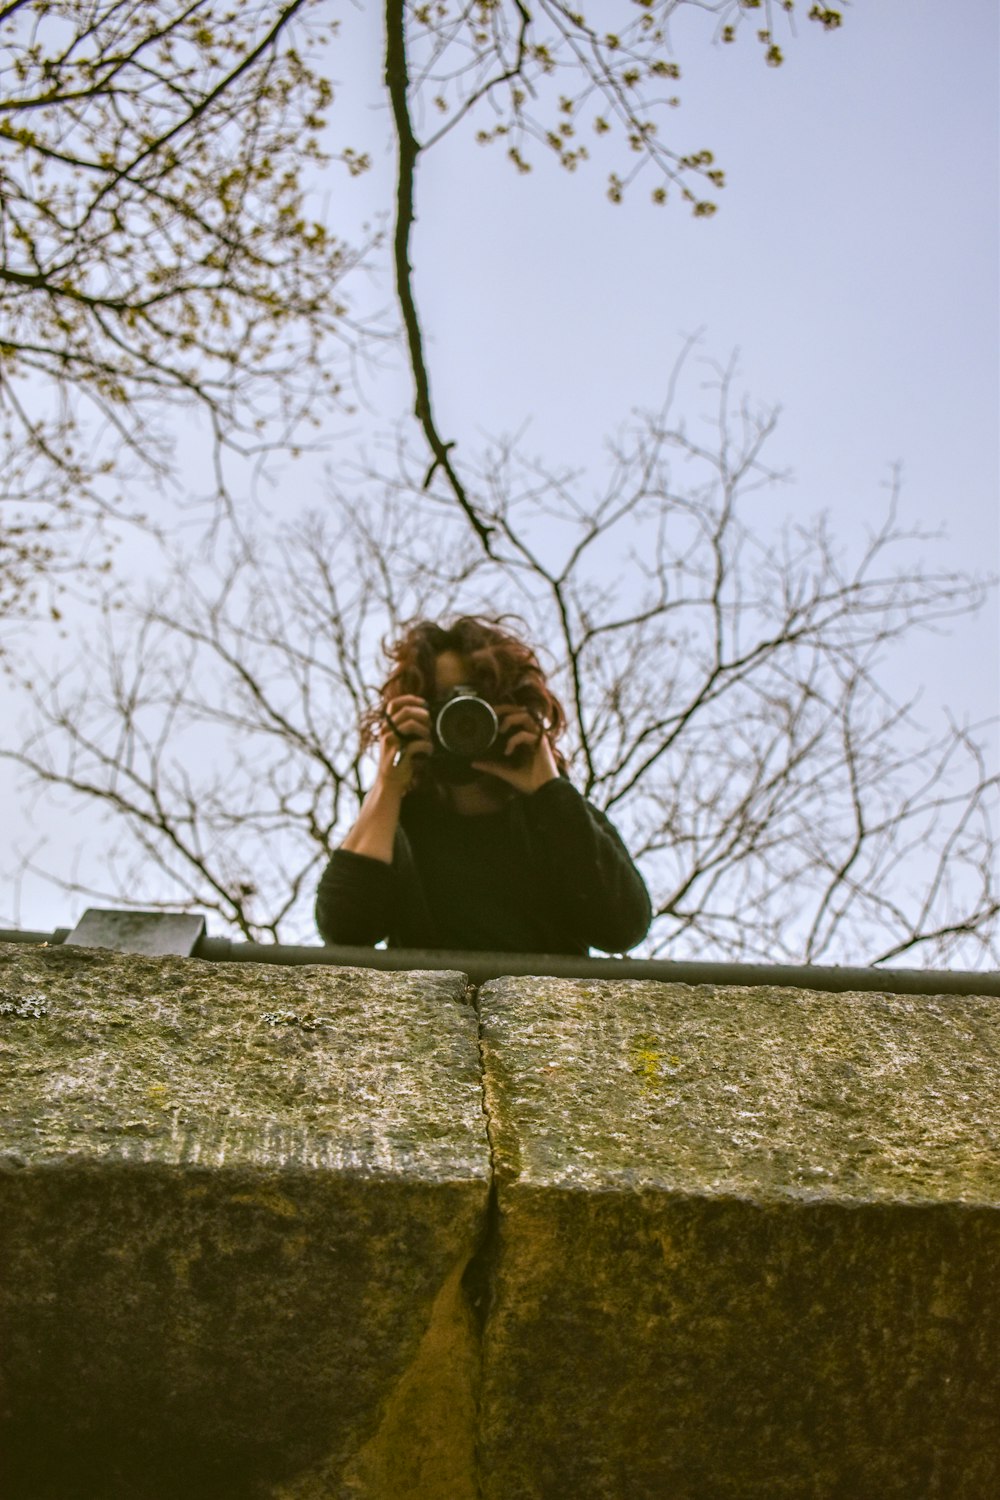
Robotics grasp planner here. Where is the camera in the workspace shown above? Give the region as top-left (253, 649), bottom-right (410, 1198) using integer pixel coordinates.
top-left (431, 685), bottom-right (500, 760)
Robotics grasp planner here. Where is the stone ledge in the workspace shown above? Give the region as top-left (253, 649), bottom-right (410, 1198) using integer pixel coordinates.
top-left (477, 977), bottom-right (1000, 1500)
top-left (478, 977), bottom-right (999, 1202)
top-left (2, 946), bottom-right (999, 1498)
top-left (0, 943), bottom-right (488, 1499)
top-left (0, 942), bottom-right (484, 1175)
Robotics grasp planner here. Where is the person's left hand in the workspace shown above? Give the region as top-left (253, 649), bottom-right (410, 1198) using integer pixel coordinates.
top-left (473, 706), bottom-right (559, 795)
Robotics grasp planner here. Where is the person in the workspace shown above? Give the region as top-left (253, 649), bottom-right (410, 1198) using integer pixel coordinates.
top-left (315, 616), bottom-right (651, 955)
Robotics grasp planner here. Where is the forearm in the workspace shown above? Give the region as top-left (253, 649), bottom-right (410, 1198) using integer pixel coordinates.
top-left (339, 781), bottom-right (405, 864)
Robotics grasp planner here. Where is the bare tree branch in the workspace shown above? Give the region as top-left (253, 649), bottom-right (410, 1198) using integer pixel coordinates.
top-left (5, 362), bottom-right (995, 966)
top-left (384, 0), bottom-right (496, 551)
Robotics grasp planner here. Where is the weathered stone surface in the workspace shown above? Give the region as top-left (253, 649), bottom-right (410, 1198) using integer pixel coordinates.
top-left (6, 948), bottom-right (999, 1499)
top-left (0, 942), bottom-right (489, 1499)
top-left (477, 978), bottom-right (1000, 1500)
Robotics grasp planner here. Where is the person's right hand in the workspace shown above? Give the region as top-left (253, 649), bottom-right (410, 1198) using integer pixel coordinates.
top-left (377, 695), bottom-right (433, 792)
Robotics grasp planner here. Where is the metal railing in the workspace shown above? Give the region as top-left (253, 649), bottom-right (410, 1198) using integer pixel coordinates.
top-left (1, 911), bottom-right (998, 996)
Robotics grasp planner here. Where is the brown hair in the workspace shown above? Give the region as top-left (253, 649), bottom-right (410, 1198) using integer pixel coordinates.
top-left (361, 615), bottom-right (568, 768)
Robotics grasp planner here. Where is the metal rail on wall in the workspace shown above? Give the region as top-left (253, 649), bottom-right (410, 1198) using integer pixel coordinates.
top-left (1, 909), bottom-right (999, 997)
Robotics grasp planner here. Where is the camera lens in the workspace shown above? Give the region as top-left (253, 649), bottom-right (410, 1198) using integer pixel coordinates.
top-left (435, 694), bottom-right (498, 758)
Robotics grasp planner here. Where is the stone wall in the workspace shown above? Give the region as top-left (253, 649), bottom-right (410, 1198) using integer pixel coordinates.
top-left (1, 941), bottom-right (998, 1498)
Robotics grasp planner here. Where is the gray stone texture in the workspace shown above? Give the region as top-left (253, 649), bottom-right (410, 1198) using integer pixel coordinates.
top-left (477, 977), bottom-right (1000, 1500)
top-left (0, 942), bottom-right (489, 1499)
top-left (4, 944), bottom-right (1000, 1499)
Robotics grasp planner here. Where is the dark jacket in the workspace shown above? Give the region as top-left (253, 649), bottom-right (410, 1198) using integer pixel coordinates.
top-left (315, 777), bottom-right (651, 955)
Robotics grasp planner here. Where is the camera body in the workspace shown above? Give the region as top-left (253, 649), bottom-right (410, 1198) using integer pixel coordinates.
top-left (430, 685), bottom-right (501, 761)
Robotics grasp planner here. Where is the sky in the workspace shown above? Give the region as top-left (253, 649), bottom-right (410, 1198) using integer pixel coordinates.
top-left (327, 0), bottom-right (998, 698)
top-left (2, 0), bottom-right (998, 937)
top-left (414, 1), bottom-right (999, 638)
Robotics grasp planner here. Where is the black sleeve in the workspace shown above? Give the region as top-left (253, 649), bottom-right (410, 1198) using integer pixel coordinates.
top-left (315, 849), bottom-right (395, 946)
top-left (518, 778), bottom-right (652, 953)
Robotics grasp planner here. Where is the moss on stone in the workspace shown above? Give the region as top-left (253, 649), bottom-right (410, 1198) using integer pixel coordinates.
top-left (0, 943), bottom-right (489, 1498)
top-left (479, 977), bottom-right (1000, 1202)
top-left (0, 943), bottom-right (486, 1174)
top-left (4, 949), bottom-right (999, 1497)
top-left (477, 976), bottom-right (1000, 1499)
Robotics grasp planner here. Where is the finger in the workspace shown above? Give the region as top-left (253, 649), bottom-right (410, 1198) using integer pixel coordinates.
top-left (383, 707), bottom-right (431, 739)
top-left (497, 708), bottom-right (542, 735)
top-left (383, 735), bottom-right (431, 768)
top-left (384, 696), bottom-right (428, 716)
top-left (385, 694), bottom-right (428, 710)
top-left (502, 729), bottom-right (538, 756)
top-left (383, 697), bottom-right (429, 726)
top-left (391, 739), bottom-right (432, 768)
top-left (496, 702), bottom-right (542, 720)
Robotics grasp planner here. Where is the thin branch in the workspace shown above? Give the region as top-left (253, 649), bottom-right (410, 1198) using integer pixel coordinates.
top-left (384, 0), bottom-right (495, 552)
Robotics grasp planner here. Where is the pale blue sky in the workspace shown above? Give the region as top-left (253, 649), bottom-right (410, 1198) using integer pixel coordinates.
top-left (325, 0), bottom-right (998, 689)
top-left (420, 0), bottom-right (998, 714)
top-left (409, 2), bottom-right (998, 560)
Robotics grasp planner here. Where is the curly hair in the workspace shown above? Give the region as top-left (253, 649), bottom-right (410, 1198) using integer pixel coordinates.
top-left (361, 615), bottom-right (568, 769)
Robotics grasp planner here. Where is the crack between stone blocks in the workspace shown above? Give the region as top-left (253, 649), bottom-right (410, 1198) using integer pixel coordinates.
top-left (461, 979), bottom-right (499, 1500)
top-left (284, 979), bottom-right (498, 1499)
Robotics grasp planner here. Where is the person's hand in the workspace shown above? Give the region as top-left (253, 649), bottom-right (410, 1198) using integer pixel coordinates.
top-left (473, 706), bottom-right (559, 795)
top-left (376, 695), bottom-right (432, 794)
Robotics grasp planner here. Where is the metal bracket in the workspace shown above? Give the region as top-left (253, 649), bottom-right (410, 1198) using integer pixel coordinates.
top-left (64, 908), bottom-right (206, 957)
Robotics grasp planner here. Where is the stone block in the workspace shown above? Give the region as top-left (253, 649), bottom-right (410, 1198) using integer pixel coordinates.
top-left (477, 978), bottom-right (1000, 1500)
top-left (0, 942), bottom-right (490, 1500)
